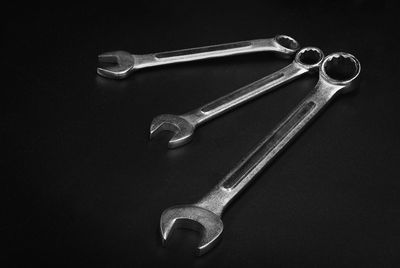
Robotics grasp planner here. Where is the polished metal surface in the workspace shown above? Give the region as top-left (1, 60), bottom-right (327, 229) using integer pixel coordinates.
top-left (97, 35), bottom-right (299, 79)
top-left (151, 47), bottom-right (324, 148)
top-left (160, 52), bottom-right (361, 255)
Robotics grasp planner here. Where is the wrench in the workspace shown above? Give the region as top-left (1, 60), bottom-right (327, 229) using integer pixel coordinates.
top-left (160, 52), bottom-right (361, 255)
top-left (97, 35), bottom-right (299, 79)
top-left (150, 47), bottom-right (324, 148)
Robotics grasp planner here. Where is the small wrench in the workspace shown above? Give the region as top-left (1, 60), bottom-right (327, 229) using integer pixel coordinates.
top-left (160, 52), bottom-right (361, 255)
top-left (151, 47), bottom-right (324, 148)
top-left (97, 35), bottom-right (299, 79)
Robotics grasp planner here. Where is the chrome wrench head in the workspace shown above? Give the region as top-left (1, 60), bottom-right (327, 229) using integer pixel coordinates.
top-left (150, 114), bottom-right (195, 148)
top-left (272, 35), bottom-right (301, 58)
top-left (320, 52), bottom-right (361, 93)
top-left (160, 205), bottom-right (223, 255)
top-left (97, 51), bottom-right (135, 79)
top-left (294, 47), bottom-right (324, 71)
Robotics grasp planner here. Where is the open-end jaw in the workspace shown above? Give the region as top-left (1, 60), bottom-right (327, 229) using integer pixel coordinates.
top-left (150, 114), bottom-right (195, 148)
top-left (97, 51), bottom-right (135, 79)
top-left (160, 205), bottom-right (223, 255)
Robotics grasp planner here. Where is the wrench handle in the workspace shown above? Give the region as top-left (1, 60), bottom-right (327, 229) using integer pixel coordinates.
top-left (196, 81), bottom-right (341, 216)
top-left (133, 38), bottom-right (295, 69)
top-left (186, 63), bottom-right (307, 125)
top-left (155, 41), bottom-right (253, 58)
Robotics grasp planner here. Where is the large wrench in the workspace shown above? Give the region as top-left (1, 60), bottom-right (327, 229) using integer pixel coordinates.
top-left (150, 47), bottom-right (324, 148)
top-left (97, 35), bottom-right (299, 79)
top-left (160, 52), bottom-right (361, 255)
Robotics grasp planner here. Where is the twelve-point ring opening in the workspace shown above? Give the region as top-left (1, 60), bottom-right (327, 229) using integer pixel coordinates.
top-left (275, 35), bottom-right (300, 50)
top-left (322, 54), bottom-right (360, 83)
top-left (295, 47), bottom-right (324, 71)
top-left (298, 48), bottom-right (324, 65)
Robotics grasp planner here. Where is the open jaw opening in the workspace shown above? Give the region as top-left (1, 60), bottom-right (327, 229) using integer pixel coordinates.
top-left (161, 217), bottom-right (205, 242)
top-left (322, 53), bottom-right (361, 83)
top-left (275, 35), bottom-right (300, 50)
top-left (97, 51), bottom-right (135, 78)
top-left (160, 205), bottom-right (224, 255)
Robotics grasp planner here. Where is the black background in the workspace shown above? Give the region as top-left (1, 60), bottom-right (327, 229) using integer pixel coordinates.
top-left (3, 1), bottom-right (400, 267)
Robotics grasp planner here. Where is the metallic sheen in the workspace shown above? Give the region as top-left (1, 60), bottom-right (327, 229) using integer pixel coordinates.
top-left (150, 47), bottom-right (324, 148)
top-left (97, 35), bottom-right (299, 79)
top-left (160, 52), bottom-right (361, 255)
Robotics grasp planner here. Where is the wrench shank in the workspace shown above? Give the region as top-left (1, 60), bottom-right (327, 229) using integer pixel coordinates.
top-left (134, 39), bottom-right (286, 69)
top-left (195, 82), bottom-right (341, 216)
top-left (155, 41), bottom-right (253, 58)
top-left (186, 63), bottom-right (308, 125)
top-left (222, 101), bottom-right (316, 189)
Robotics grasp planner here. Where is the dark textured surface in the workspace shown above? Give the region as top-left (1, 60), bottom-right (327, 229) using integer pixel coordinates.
top-left (3, 1), bottom-right (399, 267)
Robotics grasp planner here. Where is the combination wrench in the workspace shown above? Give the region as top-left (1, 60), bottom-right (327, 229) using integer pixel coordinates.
top-left (150, 47), bottom-right (324, 148)
top-left (97, 35), bottom-right (299, 79)
top-left (160, 52), bottom-right (361, 255)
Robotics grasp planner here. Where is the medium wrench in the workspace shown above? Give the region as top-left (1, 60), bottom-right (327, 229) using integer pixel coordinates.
top-left (97, 35), bottom-right (299, 79)
top-left (150, 47), bottom-right (324, 148)
top-left (160, 52), bottom-right (361, 255)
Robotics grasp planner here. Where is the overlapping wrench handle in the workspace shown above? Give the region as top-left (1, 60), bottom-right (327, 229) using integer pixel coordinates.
top-left (150, 47), bottom-right (324, 148)
top-left (98, 34), bottom-right (361, 256)
top-left (160, 53), bottom-right (361, 255)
